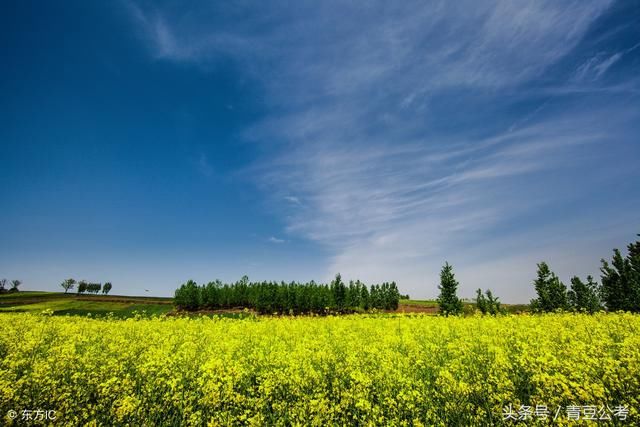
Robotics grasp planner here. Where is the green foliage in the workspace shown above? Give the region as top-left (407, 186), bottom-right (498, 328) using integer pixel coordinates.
top-left (174, 280), bottom-right (202, 311)
top-left (600, 234), bottom-right (640, 312)
top-left (331, 274), bottom-right (347, 310)
top-left (10, 280), bottom-right (21, 291)
top-left (74, 280), bottom-right (108, 296)
top-left (484, 290), bottom-right (502, 315)
top-left (85, 283), bottom-right (102, 294)
top-left (387, 282), bottom-right (400, 310)
top-left (475, 289), bottom-right (487, 314)
top-left (475, 288), bottom-right (503, 315)
top-left (530, 262), bottom-right (569, 312)
top-left (173, 275), bottom-right (401, 314)
top-left (437, 262), bottom-right (463, 315)
top-left (102, 282), bottom-right (112, 295)
top-left (568, 276), bottom-right (602, 313)
top-left (77, 281), bottom-right (88, 294)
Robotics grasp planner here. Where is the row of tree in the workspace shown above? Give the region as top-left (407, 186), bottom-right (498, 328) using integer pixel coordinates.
top-left (436, 233), bottom-right (640, 315)
top-left (530, 263), bottom-right (599, 313)
top-left (0, 279), bottom-right (21, 294)
top-left (61, 278), bottom-right (113, 295)
top-left (174, 274), bottom-right (400, 314)
top-left (531, 240), bottom-right (639, 313)
top-left (531, 234), bottom-right (640, 313)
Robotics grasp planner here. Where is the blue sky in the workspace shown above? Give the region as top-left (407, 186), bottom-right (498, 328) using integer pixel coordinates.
top-left (1, 0), bottom-right (639, 302)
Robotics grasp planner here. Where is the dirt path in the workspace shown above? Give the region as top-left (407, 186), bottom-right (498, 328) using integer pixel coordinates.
top-left (396, 303), bottom-right (439, 314)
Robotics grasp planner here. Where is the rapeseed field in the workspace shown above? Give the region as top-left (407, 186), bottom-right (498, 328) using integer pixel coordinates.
top-left (0, 312), bottom-right (638, 426)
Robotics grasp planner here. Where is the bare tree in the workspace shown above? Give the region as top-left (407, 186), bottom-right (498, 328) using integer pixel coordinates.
top-left (61, 278), bottom-right (76, 294)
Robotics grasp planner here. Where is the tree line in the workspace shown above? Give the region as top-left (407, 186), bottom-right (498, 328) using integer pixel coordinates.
top-left (436, 233), bottom-right (640, 315)
top-left (530, 234), bottom-right (640, 313)
top-left (173, 232), bottom-right (639, 316)
top-left (174, 274), bottom-right (400, 314)
top-left (60, 278), bottom-right (113, 295)
top-left (0, 279), bottom-right (21, 294)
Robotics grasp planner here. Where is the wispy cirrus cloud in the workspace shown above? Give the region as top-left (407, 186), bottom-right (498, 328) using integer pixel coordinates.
top-left (575, 52), bottom-right (623, 81)
top-left (127, 0), bottom-right (613, 91)
top-left (125, 0), bottom-right (255, 62)
top-left (573, 41), bottom-right (640, 82)
top-left (125, 0), bottom-right (640, 301)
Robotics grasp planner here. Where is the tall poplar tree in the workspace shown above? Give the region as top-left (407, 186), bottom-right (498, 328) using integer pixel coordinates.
top-left (437, 262), bottom-right (463, 315)
top-left (600, 234), bottom-right (640, 312)
top-left (531, 262), bottom-right (568, 312)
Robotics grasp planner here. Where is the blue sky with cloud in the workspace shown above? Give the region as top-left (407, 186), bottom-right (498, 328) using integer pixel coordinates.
top-left (1, 0), bottom-right (639, 301)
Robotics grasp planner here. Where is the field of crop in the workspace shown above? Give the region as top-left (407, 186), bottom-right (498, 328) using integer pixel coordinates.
top-left (0, 292), bottom-right (173, 318)
top-left (1, 312), bottom-right (638, 426)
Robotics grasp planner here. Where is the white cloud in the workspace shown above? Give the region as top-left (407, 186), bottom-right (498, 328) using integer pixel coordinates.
top-left (574, 41), bottom-right (640, 82)
top-left (284, 196), bottom-right (301, 205)
top-left (127, 1), bottom-right (613, 91)
top-left (575, 52), bottom-right (623, 81)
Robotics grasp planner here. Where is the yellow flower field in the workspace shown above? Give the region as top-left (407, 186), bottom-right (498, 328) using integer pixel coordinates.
top-left (1, 312), bottom-right (638, 426)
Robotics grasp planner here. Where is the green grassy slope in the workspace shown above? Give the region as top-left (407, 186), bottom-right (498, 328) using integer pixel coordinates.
top-left (0, 292), bottom-right (173, 318)
top-left (0, 291), bottom-right (71, 300)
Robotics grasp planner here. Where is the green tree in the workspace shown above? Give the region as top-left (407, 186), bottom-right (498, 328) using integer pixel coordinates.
top-left (77, 280), bottom-right (88, 294)
top-left (530, 262), bottom-right (568, 312)
top-left (568, 276), bottom-right (601, 313)
top-left (102, 282), bottom-right (112, 295)
top-left (600, 234), bottom-right (640, 312)
top-left (331, 273), bottom-right (347, 311)
top-left (359, 281), bottom-right (370, 310)
top-left (0, 278), bottom-right (7, 292)
top-left (174, 280), bottom-right (201, 311)
top-left (172, 275), bottom-right (405, 314)
top-left (484, 289), bottom-right (502, 315)
top-left (11, 280), bottom-right (22, 292)
top-left (387, 281), bottom-right (400, 310)
top-left (437, 262), bottom-right (463, 316)
top-left (475, 288), bottom-right (502, 315)
top-left (370, 284), bottom-right (381, 309)
top-left (475, 288), bottom-right (488, 314)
